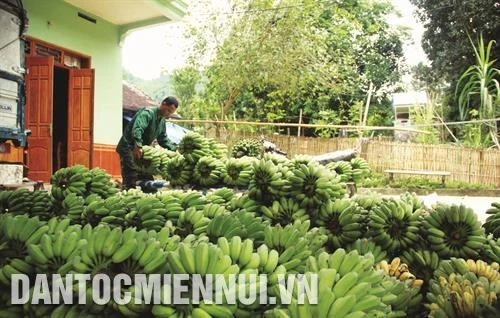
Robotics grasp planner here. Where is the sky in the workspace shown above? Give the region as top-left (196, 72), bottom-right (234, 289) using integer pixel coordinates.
top-left (122, 0), bottom-right (428, 80)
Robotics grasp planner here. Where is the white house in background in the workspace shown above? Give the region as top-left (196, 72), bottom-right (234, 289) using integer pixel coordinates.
top-left (392, 91), bottom-right (428, 126)
top-left (392, 91), bottom-right (428, 142)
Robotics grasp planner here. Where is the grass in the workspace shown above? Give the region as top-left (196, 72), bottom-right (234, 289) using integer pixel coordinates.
top-left (358, 172), bottom-right (495, 191)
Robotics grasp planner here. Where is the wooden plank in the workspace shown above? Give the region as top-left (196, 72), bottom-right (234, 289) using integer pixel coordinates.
top-left (384, 169), bottom-right (450, 176)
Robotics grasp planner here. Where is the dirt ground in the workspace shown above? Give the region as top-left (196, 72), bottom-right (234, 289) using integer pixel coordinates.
top-left (381, 192), bottom-right (498, 223)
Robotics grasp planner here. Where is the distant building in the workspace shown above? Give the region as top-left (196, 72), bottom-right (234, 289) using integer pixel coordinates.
top-left (392, 91), bottom-right (428, 141)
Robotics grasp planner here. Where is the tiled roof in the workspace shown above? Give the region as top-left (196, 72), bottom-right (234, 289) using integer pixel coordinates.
top-left (123, 81), bottom-right (157, 111)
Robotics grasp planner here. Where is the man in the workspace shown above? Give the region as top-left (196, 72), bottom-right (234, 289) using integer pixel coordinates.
top-left (116, 96), bottom-right (179, 190)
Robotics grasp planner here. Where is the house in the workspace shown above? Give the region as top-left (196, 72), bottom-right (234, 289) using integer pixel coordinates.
top-left (392, 91), bottom-right (428, 126)
top-left (392, 91), bottom-right (428, 141)
top-left (0, 0), bottom-right (187, 181)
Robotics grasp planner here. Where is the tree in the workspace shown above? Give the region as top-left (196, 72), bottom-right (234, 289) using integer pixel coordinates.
top-left (171, 67), bottom-right (202, 118)
top-left (409, 0), bottom-right (500, 99)
top-left (187, 0), bottom-right (407, 133)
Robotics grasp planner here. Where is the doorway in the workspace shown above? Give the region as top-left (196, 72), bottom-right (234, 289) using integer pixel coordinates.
top-left (52, 67), bottom-right (69, 172)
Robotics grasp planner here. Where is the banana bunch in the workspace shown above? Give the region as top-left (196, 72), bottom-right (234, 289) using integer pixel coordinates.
top-left (87, 167), bottom-right (119, 199)
top-left (177, 132), bottom-right (210, 164)
top-left (303, 227), bottom-right (328, 257)
top-left (27, 226), bottom-right (84, 275)
top-left (74, 225), bottom-right (168, 276)
top-left (80, 194), bottom-right (107, 227)
top-left (158, 148), bottom-right (178, 172)
top-left (352, 192), bottom-right (383, 211)
top-left (0, 188), bottom-right (32, 215)
top-left (136, 145), bottom-right (163, 176)
top-left (0, 215), bottom-right (48, 285)
top-left (254, 244), bottom-right (287, 285)
top-left (368, 198), bottom-right (421, 254)
top-left (231, 138), bottom-right (262, 158)
top-left (109, 285), bottom-right (154, 317)
top-left (52, 193), bottom-right (85, 223)
top-left (325, 161), bottom-right (352, 183)
top-left (482, 234), bottom-right (500, 263)
top-left (426, 272), bottom-right (499, 317)
top-left (423, 203), bottom-right (486, 258)
top-left (205, 214), bottom-right (246, 243)
top-left (192, 156), bottom-right (225, 188)
top-left (400, 191), bottom-right (425, 213)
top-left (262, 152), bottom-right (289, 167)
top-left (463, 259), bottom-right (500, 282)
top-left (0, 191), bottom-right (11, 214)
top-left (175, 207), bottom-right (211, 238)
top-left (233, 210), bottom-right (267, 244)
top-left (346, 238), bottom-right (387, 263)
top-left (248, 159), bottom-right (288, 205)
top-left (202, 203), bottom-right (227, 218)
top-left (376, 257), bottom-right (424, 288)
top-left (207, 137), bottom-right (229, 159)
top-left (263, 223), bottom-right (312, 272)
top-left (222, 157), bottom-right (254, 187)
top-left (95, 195), bottom-right (129, 227)
top-left (401, 249), bottom-right (441, 285)
top-left (293, 252), bottom-right (393, 317)
top-left (50, 165), bottom-right (92, 198)
top-left (350, 157), bottom-right (370, 183)
top-left (217, 236), bottom-right (262, 271)
top-left (29, 190), bottom-right (54, 220)
top-left (205, 187), bottom-right (235, 205)
top-left (161, 154), bottom-right (193, 187)
top-left (157, 193), bottom-right (184, 223)
top-left (316, 199), bottom-right (363, 250)
top-left (179, 191), bottom-right (207, 211)
top-left (260, 198), bottom-right (308, 226)
top-left (226, 194), bottom-right (261, 214)
top-left (483, 202), bottom-right (500, 238)
top-left (287, 155), bottom-right (318, 170)
top-left (286, 163), bottom-right (345, 211)
top-left (376, 271), bottom-right (424, 316)
top-left (125, 196), bottom-right (166, 232)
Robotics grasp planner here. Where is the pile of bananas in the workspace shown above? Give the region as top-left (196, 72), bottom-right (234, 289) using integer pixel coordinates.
top-left (401, 249), bottom-right (441, 287)
top-left (161, 154), bottom-right (193, 187)
top-left (231, 138), bottom-right (262, 158)
top-left (193, 156), bottom-right (225, 187)
top-left (263, 222), bottom-right (313, 273)
top-left (50, 165), bottom-right (118, 200)
top-left (426, 271), bottom-right (499, 317)
top-left (177, 132), bottom-right (210, 164)
top-left (316, 199), bottom-right (364, 250)
top-left (0, 188), bottom-right (33, 215)
top-left (368, 198), bottom-right (421, 255)
top-left (135, 145), bottom-right (164, 175)
top-left (222, 157), bottom-right (255, 188)
top-left (207, 137), bottom-right (228, 159)
top-left (350, 157), bottom-right (371, 183)
top-left (326, 161), bottom-right (352, 182)
top-left (260, 198), bottom-right (309, 225)
top-left (483, 202), bottom-right (500, 238)
top-left (423, 203), bottom-right (486, 259)
top-left (248, 159), bottom-right (288, 204)
top-left (376, 257), bottom-right (424, 288)
top-left (346, 238), bottom-right (387, 263)
top-left (286, 163), bottom-right (346, 211)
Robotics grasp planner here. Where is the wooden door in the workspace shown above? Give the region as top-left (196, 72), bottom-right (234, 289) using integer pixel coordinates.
top-left (67, 69), bottom-right (94, 167)
top-left (25, 56), bottom-right (54, 182)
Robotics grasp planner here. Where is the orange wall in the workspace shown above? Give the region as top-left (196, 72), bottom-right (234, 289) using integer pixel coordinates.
top-left (93, 143), bottom-right (121, 180)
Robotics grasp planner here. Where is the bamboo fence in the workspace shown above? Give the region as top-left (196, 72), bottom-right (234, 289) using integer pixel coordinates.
top-left (205, 130), bottom-right (500, 187)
